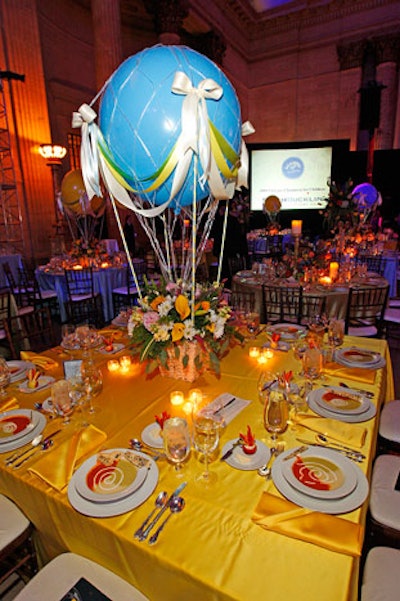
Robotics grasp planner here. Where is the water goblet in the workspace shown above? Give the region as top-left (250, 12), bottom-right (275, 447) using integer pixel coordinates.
top-left (193, 415), bottom-right (219, 485)
top-left (51, 379), bottom-right (74, 425)
top-left (163, 417), bottom-right (191, 473)
top-left (291, 337), bottom-right (309, 375)
top-left (263, 388), bottom-right (289, 444)
top-left (327, 318), bottom-right (345, 360)
top-left (61, 324), bottom-right (77, 351)
top-left (81, 361), bottom-right (103, 421)
top-left (246, 312), bottom-right (260, 339)
top-left (257, 370), bottom-right (276, 405)
top-left (302, 346), bottom-right (323, 383)
top-left (0, 358), bottom-right (11, 399)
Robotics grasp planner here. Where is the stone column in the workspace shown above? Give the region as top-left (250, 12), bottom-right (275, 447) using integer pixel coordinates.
top-left (375, 35), bottom-right (400, 150)
top-left (91, 0), bottom-right (123, 90)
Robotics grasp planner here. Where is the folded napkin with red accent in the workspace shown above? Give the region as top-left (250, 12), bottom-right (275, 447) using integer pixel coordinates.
top-left (20, 351), bottom-right (58, 370)
top-left (29, 425), bottom-right (107, 491)
top-left (252, 492), bottom-right (363, 556)
top-left (0, 397), bottom-right (19, 412)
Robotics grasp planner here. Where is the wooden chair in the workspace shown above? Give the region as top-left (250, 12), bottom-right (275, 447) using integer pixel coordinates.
top-left (356, 254), bottom-right (384, 275)
top-left (17, 264), bottom-right (59, 318)
top-left (3, 306), bottom-right (57, 359)
top-left (262, 283), bottom-right (303, 324)
top-left (366, 454), bottom-right (400, 551)
top-left (0, 495), bottom-right (38, 587)
top-left (300, 292), bottom-right (326, 326)
top-left (64, 268), bottom-right (104, 327)
top-left (344, 284), bottom-right (389, 337)
top-left (13, 552), bottom-right (148, 601)
top-left (361, 547), bottom-right (400, 601)
top-left (227, 254), bottom-right (248, 279)
top-left (2, 262), bottom-right (34, 314)
top-left (112, 262), bottom-right (147, 315)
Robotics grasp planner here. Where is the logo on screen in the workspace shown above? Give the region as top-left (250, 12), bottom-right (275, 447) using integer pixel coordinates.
top-left (282, 157), bottom-right (304, 179)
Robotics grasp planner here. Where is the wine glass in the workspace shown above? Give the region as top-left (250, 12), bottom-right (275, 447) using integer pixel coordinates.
top-left (257, 370), bottom-right (276, 405)
top-left (61, 324), bottom-right (77, 351)
top-left (193, 415), bottom-right (219, 485)
top-left (302, 346), bottom-right (323, 382)
top-left (51, 379), bottom-right (74, 425)
top-left (0, 358), bottom-right (11, 399)
top-left (246, 312), bottom-right (260, 338)
top-left (327, 318), bottom-right (345, 360)
top-left (263, 389), bottom-right (288, 444)
top-left (291, 337), bottom-right (308, 375)
top-left (163, 417), bottom-right (191, 473)
top-left (80, 361), bottom-right (103, 421)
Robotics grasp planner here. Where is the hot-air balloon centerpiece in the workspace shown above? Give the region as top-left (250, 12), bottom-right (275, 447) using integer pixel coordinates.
top-left (73, 44), bottom-right (253, 380)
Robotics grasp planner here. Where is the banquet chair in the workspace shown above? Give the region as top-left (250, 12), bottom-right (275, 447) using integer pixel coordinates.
top-left (377, 400), bottom-right (400, 455)
top-left (344, 284), bottom-right (389, 337)
top-left (64, 267), bottom-right (104, 327)
top-left (3, 306), bottom-right (57, 359)
top-left (361, 546), bottom-right (400, 601)
top-left (262, 283), bottom-right (303, 324)
top-left (2, 262), bottom-right (34, 315)
top-left (17, 264), bottom-right (59, 317)
top-left (0, 494), bottom-right (38, 587)
top-left (366, 454), bottom-right (400, 550)
top-left (356, 254), bottom-right (384, 275)
top-left (300, 292), bottom-right (326, 326)
top-left (227, 254), bottom-right (248, 279)
top-left (112, 261), bottom-right (147, 314)
top-left (12, 552), bottom-right (149, 601)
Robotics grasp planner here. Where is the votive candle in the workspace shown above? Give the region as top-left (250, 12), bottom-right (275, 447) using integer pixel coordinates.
top-left (188, 388), bottom-right (202, 406)
top-left (249, 347), bottom-right (261, 359)
top-left (291, 220), bottom-right (302, 236)
top-left (120, 355), bottom-right (131, 369)
top-left (170, 390), bottom-right (185, 407)
top-left (329, 261), bottom-right (339, 281)
top-left (107, 360), bottom-right (120, 372)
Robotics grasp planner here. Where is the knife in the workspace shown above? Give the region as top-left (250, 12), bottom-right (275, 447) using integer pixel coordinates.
top-left (213, 397), bottom-right (236, 415)
top-left (295, 438), bottom-right (366, 460)
top-left (220, 439), bottom-right (243, 462)
top-left (283, 445), bottom-right (308, 461)
top-left (138, 481), bottom-right (187, 541)
top-left (339, 382), bottom-right (374, 398)
top-left (6, 428), bottom-right (62, 466)
top-left (11, 429), bottom-right (62, 468)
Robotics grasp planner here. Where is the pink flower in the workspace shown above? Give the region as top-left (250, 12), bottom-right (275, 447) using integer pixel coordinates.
top-left (143, 311), bottom-right (159, 331)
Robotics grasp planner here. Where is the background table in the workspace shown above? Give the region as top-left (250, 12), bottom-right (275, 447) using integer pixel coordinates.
top-left (0, 334), bottom-right (393, 601)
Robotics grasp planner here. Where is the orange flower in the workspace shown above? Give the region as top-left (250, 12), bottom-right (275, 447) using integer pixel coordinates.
top-left (175, 294), bottom-right (190, 320)
top-left (172, 323), bottom-right (185, 342)
top-left (150, 295), bottom-right (165, 311)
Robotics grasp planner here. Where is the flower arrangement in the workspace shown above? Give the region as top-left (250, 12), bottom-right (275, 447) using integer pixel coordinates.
top-left (128, 280), bottom-right (243, 379)
top-left (321, 178), bottom-right (358, 233)
top-left (69, 237), bottom-right (101, 259)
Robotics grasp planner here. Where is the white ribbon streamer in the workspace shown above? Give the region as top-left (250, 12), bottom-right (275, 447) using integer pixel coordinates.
top-left (236, 120), bottom-right (255, 190)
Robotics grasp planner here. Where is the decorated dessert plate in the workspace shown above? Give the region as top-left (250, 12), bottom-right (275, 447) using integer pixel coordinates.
top-left (74, 449), bottom-right (149, 503)
top-left (308, 389), bottom-right (376, 423)
top-left (0, 409), bottom-right (46, 453)
top-left (280, 447), bottom-right (358, 500)
top-left (221, 439), bottom-right (270, 471)
top-left (268, 324), bottom-right (307, 340)
top-left (141, 423), bottom-right (164, 449)
top-left (334, 347), bottom-right (385, 369)
top-left (6, 361), bottom-right (35, 383)
top-left (313, 386), bottom-right (370, 416)
top-left (272, 447), bottom-right (369, 514)
top-left (18, 376), bottom-right (55, 394)
top-left (98, 343), bottom-right (125, 355)
top-left (68, 449), bottom-right (159, 517)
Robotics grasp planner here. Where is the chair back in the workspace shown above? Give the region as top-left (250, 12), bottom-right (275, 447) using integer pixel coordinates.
top-left (301, 291), bottom-right (326, 325)
top-left (344, 284), bottom-right (389, 336)
top-left (126, 261), bottom-right (147, 294)
top-left (2, 262), bottom-right (17, 295)
top-left (356, 254), bottom-right (384, 275)
top-left (227, 255), bottom-right (247, 278)
top-left (262, 283), bottom-right (303, 324)
top-left (65, 268), bottom-right (95, 299)
top-left (0, 289), bottom-right (11, 322)
top-left (3, 306), bottom-right (56, 359)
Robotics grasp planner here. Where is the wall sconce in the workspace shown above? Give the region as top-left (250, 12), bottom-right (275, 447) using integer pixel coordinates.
top-left (38, 143), bottom-right (67, 223)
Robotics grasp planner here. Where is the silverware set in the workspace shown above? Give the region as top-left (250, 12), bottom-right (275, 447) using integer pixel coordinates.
top-left (295, 437), bottom-right (365, 462)
top-left (134, 482), bottom-right (186, 543)
top-left (6, 429), bottom-right (61, 468)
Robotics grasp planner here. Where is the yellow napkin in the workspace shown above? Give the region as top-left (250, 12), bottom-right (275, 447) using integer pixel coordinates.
top-left (99, 328), bottom-right (124, 340)
top-left (294, 414), bottom-right (367, 448)
top-left (29, 425), bottom-right (107, 491)
top-left (20, 351), bottom-right (58, 371)
top-left (0, 397), bottom-right (19, 412)
top-left (323, 361), bottom-right (376, 384)
top-left (252, 492), bottom-right (363, 556)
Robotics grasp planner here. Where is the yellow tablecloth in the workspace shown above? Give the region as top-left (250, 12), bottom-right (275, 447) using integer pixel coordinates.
top-left (0, 333), bottom-right (393, 601)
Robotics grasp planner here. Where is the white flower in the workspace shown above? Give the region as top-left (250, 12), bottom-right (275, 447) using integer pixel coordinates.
top-left (158, 297), bottom-right (173, 317)
top-left (183, 319), bottom-right (198, 340)
top-left (153, 324), bottom-right (170, 342)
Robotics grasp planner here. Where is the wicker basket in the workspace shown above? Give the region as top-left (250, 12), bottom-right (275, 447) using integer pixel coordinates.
top-left (158, 341), bottom-right (204, 382)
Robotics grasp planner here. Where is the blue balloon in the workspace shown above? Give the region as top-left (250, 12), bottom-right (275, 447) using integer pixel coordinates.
top-left (352, 183), bottom-right (379, 210)
top-left (98, 45), bottom-right (242, 213)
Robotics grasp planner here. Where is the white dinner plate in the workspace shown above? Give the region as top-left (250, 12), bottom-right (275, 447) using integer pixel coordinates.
top-left (141, 423), bottom-right (164, 449)
top-left (0, 408), bottom-right (37, 443)
top-left (308, 390), bottom-right (376, 423)
top-left (272, 447), bottom-right (369, 514)
top-left (0, 410), bottom-right (46, 453)
top-left (221, 439), bottom-right (270, 471)
top-left (68, 449), bottom-right (159, 517)
top-left (6, 360), bottom-right (35, 383)
top-left (268, 324), bottom-right (307, 340)
top-left (98, 343), bottom-right (125, 355)
top-left (280, 447), bottom-right (358, 500)
top-left (18, 376), bottom-right (55, 394)
top-left (263, 340), bottom-right (290, 352)
top-left (334, 347), bottom-right (386, 370)
top-left (74, 449), bottom-right (149, 503)
top-left (313, 386), bottom-right (370, 416)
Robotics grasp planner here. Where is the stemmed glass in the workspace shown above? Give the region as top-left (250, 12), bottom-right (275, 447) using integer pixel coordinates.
top-left (0, 358), bottom-right (11, 399)
top-left (80, 361), bottom-right (103, 422)
top-left (246, 312), bottom-right (260, 339)
top-left (327, 318), bottom-right (345, 361)
top-left (193, 415), bottom-right (219, 485)
top-left (302, 346), bottom-right (323, 384)
top-left (51, 379), bottom-right (74, 425)
top-left (163, 417), bottom-right (191, 474)
top-left (291, 336), bottom-right (308, 375)
top-left (263, 388), bottom-right (288, 444)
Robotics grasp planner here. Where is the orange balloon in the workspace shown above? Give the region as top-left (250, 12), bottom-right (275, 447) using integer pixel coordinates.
top-left (61, 169), bottom-right (86, 205)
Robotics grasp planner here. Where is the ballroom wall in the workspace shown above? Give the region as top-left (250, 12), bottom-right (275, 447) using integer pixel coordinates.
top-left (0, 0), bottom-right (399, 260)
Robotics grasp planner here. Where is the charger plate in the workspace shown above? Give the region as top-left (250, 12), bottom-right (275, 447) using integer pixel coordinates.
top-left (0, 409), bottom-right (46, 453)
top-left (335, 347), bottom-right (385, 369)
top-left (308, 389), bottom-right (376, 423)
top-left (313, 386), bottom-right (370, 416)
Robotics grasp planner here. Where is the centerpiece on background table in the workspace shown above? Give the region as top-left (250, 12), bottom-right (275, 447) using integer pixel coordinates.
top-left (127, 279), bottom-right (243, 381)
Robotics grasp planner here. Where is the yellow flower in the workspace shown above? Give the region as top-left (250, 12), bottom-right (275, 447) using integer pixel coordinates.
top-left (175, 294), bottom-right (190, 320)
top-left (150, 295), bottom-right (165, 311)
top-left (206, 323), bottom-right (215, 334)
top-left (172, 323), bottom-right (185, 342)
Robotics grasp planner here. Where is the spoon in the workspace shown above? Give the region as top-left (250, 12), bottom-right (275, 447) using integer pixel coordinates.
top-left (148, 496), bottom-right (185, 545)
top-left (6, 434), bottom-right (44, 465)
top-left (129, 438), bottom-right (165, 459)
top-left (257, 442), bottom-right (284, 478)
top-left (134, 491), bottom-right (168, 539)
top-left (315, 434), bottom-right (366, 459)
